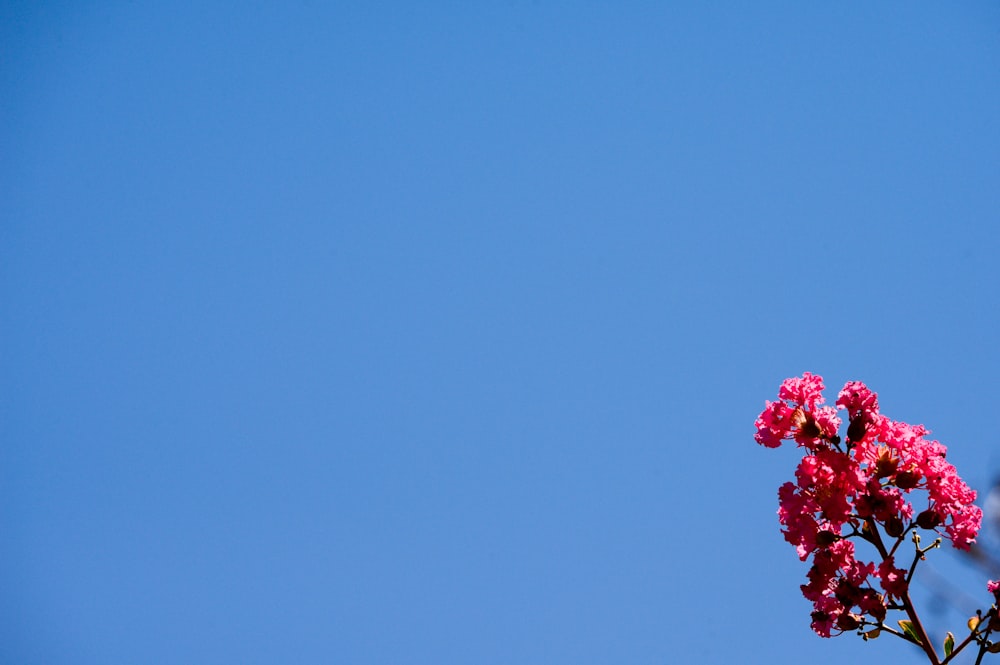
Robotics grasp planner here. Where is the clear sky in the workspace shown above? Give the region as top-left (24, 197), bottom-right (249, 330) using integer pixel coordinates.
top-left (3, 2), bottom-right (1000, 663)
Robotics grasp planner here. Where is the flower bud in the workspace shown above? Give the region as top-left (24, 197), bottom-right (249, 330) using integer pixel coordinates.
top-left (916, 509), bottom-right (942, 530)
top-left (847, 415), bottom-right (867, 442)
top-left (894, 470), bottom-right (920, 490)
top-left (837, 613), bottom-right (860, 631)
top-left (885, 516), bottom-right (905, 538)
top-left (815, 530), bottom-right (839, 547)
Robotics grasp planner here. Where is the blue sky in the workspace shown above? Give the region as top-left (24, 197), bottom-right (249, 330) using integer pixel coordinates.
top-left (3, 2), bottom-right (1000, 663)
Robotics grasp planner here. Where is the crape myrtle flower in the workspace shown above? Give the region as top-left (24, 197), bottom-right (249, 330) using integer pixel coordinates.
top-left (754, 373), bottom-right (842, 451)
top-left (755, 373), bottom-right (984, 644)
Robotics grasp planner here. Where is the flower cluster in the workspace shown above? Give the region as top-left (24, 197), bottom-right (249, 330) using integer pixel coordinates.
top-left (755, 373), bottom-right (983, 637)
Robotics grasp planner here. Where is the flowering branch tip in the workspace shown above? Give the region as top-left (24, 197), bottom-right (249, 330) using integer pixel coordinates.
top-left (755, 373), bottom-right (991, 661)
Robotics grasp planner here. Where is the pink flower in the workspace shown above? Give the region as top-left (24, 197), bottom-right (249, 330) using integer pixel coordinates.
top-left (883, 424), bottom-right (982, 549)
top-left (755, 374), bottom-right (842, 450)
top-left (854, 481), bottom-right (911, 523)
top-left (811, 406), bottom-right (842, 442)
top-left (836, 381), bottom-right (879, 419)
top-left (857, 589), bottom-right (887, 622)
top-left (877, 556), bottom-right (908, 599)
top-left (778, 482), bottom-right (823, 560)
top-left (988, 580), bottom-right (1000, 594)
top-left (878, 418), bottom-right (931, 456)
top-left (792, 406), bottom-right (842, 449)
top-left (944, 504), bottom-right (982, 551)
top-left (779, 372), bottom-right (826, 409)
top-left (810, 595), bottom-right (844, 638)
top-left (812, 539), bottom-right (857, 579)
top-left (755, 400), bottom-right (794, 448)
top-left (756, 373), bottom-right (984, 637)
top-left (793, 450), bottom-right (862, 527)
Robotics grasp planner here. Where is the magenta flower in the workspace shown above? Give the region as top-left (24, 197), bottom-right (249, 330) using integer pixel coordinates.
top-left (754, 400), bottom-right (794, 448)
top-left (836, 381), bottom-right (879, 419)
top-left (755, 373), bottom-right (985, 646)
top-left (779, 372), bottom-right (826, 409)
top-left (877, 556), bottom-right (908, 599)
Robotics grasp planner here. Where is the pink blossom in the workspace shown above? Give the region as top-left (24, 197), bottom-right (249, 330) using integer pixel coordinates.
top-left (793, 450), bottom-right (861, 527)
top-left (944, 504), bottom-right (982, 551)
top-left (757, 374), bottom-right (984, 637)
top-left (855, 481), bottom-right (911, 523)
top-left (779, 372), bottom-right (826, 409)
top-left (812, 406), bottom-right (842, 442)
top-left (812, 539), bottom-right (857, 578)
top-left (877, 418), bottom-right (931, 456)
top-left (988, 580), bottom-right (1000, 594)
top-left (857, 589), bottom-right (887, 622)
top-left (777, 481), bottom-right (823, 560)
top-left (810, 595), bottom-right (844, 637)
top-left (836, 381), bottom-right (879, 419)
top-left (754, 400), bottom-right (794, 448)
top-left (791, 406), bottom-right (842, 449)
top-left (877, 556), bottom-right (908, 599)
top-left (755, 374), bottom-right (842, 450)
